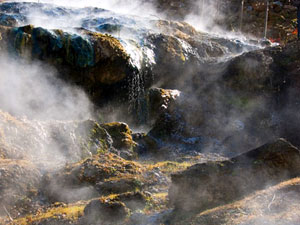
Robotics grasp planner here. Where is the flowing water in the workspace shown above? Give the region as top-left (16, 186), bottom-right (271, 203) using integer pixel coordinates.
top-left (0, 1), bottom-right (263, 86)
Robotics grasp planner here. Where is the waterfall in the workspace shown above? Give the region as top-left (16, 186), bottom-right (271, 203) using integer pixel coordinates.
top-left (239, 0), bottom-right (244, 32)
top-left (264, 0), bottom-right (269, 39)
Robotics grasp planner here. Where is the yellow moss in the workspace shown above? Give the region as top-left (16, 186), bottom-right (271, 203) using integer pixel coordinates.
top-left (9, 203), bottom-right (85, 225)
top-left (152, 192), bottom-right (168, 200)
top-left (180, 52), bottom-right (186, 62)
top-left (84, 31), bottom-right (128, 58)
top-left (145, 161), bottom-right (194, 175)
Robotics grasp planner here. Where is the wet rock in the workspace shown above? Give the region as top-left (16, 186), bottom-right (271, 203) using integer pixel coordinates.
top-left (0, 24), bottom-right (132, 105)
top-left (169, 139), bottom-right (300, 213)
top-left (156, 20), bottom-right (197, 37)
top-left (148, 32), bottom-right (200, 86)
top-left (0, 13), bottom-right (23, 27)
top-left (84, 199), bottom-right (129, 224)
top-left (263, 40), bottom-right (300, 148)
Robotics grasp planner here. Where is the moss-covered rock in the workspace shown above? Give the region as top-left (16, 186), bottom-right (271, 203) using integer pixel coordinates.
top-left (101, 122), bottom-right (137, 152)
top-left (41, 152), bottom-right (144, 203)
top-left (96, 178), bottom-right (143, 195)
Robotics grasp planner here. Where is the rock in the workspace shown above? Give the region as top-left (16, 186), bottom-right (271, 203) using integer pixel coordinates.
top-left (264, 40), bottom-right (300, 148)
top-left (133, 132), bottom-right (160, 155)
top-left (101, 191), bottom-right (148, 210)
top-left (41, 152), bottom-right (143, 203)
top-left (223, 48), bottom-right (277, 93)
top-left (0, 24), bottom-right (133, 105)
top-left (101, 122), bottom-right (137, 156)
top-left (84, 199), bottom-right (129, 224)
top-left (146, 87), bottom-right (181, 124)
top-left (96, 178), bottom-right (143, 195)
top-left (115, 191), bottom-right (148, 210)
top-left (148, 32), bottom-right (199, 86)
top-left (170, 177), bottom-right (300, 225)
top-left (169, 139), bottom-right (300, 213)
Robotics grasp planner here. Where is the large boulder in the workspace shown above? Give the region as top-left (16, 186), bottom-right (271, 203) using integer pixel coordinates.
top-left (96, 178), bottom-right (143, 195)
top-left (223, 47), bottom-right (281, 93)
top-left (0, 24), bottom-right (133, 105)
top-left (169, 139), bottom-right (300, 213)
top-left (40, 152), bottom-right (144, 203)
top-left (2, 25), bottom-right (131, 84)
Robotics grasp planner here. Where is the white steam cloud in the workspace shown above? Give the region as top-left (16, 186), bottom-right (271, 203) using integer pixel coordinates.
top-left (0, 54), bottom-right (92, 121)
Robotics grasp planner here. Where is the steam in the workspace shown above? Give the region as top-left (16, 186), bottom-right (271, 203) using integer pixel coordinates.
top-left (16, 0), bottom-right (160, 20)
top-left (185, 0), bottom-right (224, 32)
top-left (0, 54), bottom-right (92, 121)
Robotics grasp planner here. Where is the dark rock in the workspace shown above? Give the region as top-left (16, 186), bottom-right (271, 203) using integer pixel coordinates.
top-left (146, 87), bottom-right (180, 124)
top-left (96, 178), bottom-right (143, 195)
top-left (115, 191), bottom-right (148, 210)
top-left (169, 139), bottom-right (300, 213)
top-left (223, 48), bottom-right (278, 93)
top-left (84, 199), bottom-right (129, 224)
top-left (101, 122), bottom-right (137, 158)
top-left (133, 132), bottom-right (160, 155)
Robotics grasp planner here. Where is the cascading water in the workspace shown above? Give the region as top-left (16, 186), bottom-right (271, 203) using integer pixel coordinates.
top-left (0, 1), bottom-right (265, 124)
